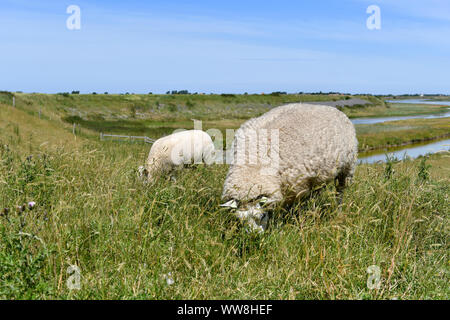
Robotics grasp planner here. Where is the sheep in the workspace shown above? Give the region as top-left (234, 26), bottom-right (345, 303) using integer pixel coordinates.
top-left (139, 130), bottom-right (215, 183)
top-left (220, 103), bottom-right (358, 232)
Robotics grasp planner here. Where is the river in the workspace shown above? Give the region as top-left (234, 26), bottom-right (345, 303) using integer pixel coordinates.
top-left (356, 99), bottom-right (450, 163)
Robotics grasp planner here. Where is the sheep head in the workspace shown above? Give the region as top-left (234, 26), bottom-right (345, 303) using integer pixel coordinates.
top-left (138, 166), bottom-right (149, 182)
top-left (220, 197), bottom-right (276, 233)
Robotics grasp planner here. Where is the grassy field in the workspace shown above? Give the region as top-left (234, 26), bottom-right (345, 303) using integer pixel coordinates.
top-left (3, 92), bottom-right (369, 122)
top-left (0, 94), bottom-right (449, 299)
top-left (2, 92), bottom-right (448, 151)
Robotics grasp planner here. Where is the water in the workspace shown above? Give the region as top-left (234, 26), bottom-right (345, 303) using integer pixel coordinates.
top-left (355, 99), bottom-right (450, 162)
top-left (358, 138), bottom-right (450, 164)
top-left (350, 99), bottom-right (450, 124)
top-left (351, 110), bottom-right (450, 125)
top-left (386, 99), bottom-right (450, 106)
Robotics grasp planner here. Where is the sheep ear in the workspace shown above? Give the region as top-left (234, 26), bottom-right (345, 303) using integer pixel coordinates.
top-left (259, 197), bottom-right (276, 206)
top-left (259, 197), bottom-right (269, 204)
top-left (220, 199), bottom-right (238, 209)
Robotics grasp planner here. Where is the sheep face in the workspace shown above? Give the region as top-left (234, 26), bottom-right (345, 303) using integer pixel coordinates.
top-left (221, 197), bottom-right (274, 233)
top-left (236, 204), bottom-right (269, 233)
top-left (138, 166), bottom-right (149, 181)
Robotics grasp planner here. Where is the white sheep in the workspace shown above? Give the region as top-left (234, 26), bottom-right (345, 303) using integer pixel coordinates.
top-left (221, 103), bottom-right (358, 232)
top-left (139, 130), bottom-right (215, 183)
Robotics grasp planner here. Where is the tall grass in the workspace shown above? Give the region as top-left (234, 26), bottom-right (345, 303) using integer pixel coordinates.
top-left (0, 135), bottom-right (448, 299)
top-left (0, 95), bottom-right (448, 299)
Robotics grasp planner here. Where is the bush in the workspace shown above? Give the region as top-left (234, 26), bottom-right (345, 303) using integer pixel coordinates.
top-left (417, 156), bottom-right (431, 182)
top-left (270, 91), bottom-right (287, 96)
top-left (62, 115), bottom-right (83, 123)
top-left (167, 103), bottom-right (177, 112)
top-left (129, 105), bottom-right (137, 118)
top-left (186, 100), bottom-right (195, 109)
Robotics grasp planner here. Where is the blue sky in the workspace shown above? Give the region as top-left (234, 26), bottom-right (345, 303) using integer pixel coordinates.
top-left (1, 0), bottom-right (449, 94)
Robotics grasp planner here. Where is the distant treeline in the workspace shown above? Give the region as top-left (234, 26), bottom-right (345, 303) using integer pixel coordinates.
top-left (1, 90), bottom-right (447, 97)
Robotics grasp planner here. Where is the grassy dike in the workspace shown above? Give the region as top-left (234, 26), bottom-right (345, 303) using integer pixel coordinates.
top-left (2, 92), bottom-right (448, 152)
top-left (0, 96), bottom-right (449, 299)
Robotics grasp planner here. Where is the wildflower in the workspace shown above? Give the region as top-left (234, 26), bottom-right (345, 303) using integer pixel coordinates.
top-left (28, 201), bottom-right (36, 210)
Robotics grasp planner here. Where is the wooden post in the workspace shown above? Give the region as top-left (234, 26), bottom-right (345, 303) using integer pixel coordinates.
top-left (73, 123), bottom-right (76, 135)
top-left (100, 132), bottom-right (103, 141)
top-left (12, 96), bottom-right (15, 107)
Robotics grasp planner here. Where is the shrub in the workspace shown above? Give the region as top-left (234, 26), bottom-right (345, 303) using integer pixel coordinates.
top-left (167, 103), bottom-right (177, 112)
top-left (384, 154), bottom-right (398, 180)
top-left (417, 156), bottom-right (431, 182)
top-left (62, 115), bottom-right (83, 123)
top-left (270, 91), bottom-right (287, 96)
top-left (186, 100), bottom-right (195, 109)
top-left (129, 105), bottom-right (137, 118)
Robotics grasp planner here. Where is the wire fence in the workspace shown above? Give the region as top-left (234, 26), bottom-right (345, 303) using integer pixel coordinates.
top-left (100, 133), bottom-right (156, 144)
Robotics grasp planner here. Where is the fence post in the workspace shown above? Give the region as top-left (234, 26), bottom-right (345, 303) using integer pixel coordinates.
top-left (73, 123), bottom-right (76, 135)
top-left (100, 132), bottom-right (103, 141)
top-left (12, 96), bottom-right (15, 107)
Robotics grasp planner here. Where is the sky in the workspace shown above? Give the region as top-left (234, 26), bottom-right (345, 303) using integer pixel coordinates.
top-left (0, 0), bottom-right (449, 94)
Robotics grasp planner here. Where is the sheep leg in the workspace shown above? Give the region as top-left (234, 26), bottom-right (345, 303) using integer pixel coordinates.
top-left (335, 171), bottom-right (352, 204)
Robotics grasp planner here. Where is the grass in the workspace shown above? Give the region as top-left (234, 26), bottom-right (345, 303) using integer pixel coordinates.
top-left (6, 91), bottom-right (450, 151)
top-left (0, 96), bottom-right (449, 300)
top-left (5, 92), bottom-right (365, 121)
top-left (2, 91), bottom-right (387, 121)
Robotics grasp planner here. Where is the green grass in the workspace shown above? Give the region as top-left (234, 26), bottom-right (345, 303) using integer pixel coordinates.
top-left (9, 91), bottom-right (448, 151)
top-left (6, 92), bottom-right (360, 121)
top-left (3, 91), bottom-right (386, 121)
top-left (0, 99), bottom-right (449, 300)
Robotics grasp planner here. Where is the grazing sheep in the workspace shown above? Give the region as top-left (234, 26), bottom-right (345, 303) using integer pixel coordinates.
top-left (221, 103), bottom-right (358, 232)
top-left (139, 130), bottom-right (215, 183)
